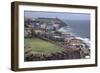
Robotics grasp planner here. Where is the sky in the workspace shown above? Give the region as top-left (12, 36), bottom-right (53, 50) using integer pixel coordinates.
top-left (24, 11), bottom-right (90, 20)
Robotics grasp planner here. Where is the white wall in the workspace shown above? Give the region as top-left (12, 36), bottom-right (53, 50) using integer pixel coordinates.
top-left (0, 0), bottom-right (99, 73)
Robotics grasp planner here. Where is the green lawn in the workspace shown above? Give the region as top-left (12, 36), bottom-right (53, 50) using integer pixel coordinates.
top-left (24, 38), bottom-right (64, 55)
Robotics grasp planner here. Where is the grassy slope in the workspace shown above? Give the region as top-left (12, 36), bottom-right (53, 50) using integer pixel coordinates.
top-left (24, 38), bottom-right (64, 55)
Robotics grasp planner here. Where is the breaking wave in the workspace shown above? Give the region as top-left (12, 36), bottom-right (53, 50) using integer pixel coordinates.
top-left (76, 37), bottom-right (90, 46)
top-left (57, 26), bottom-right (90, 46)
top-left (57, 26), bottom-right (72, 33)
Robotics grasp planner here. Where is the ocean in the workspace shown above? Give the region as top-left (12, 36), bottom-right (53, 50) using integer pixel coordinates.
top-left (63, 20), bottom-right (90, 39)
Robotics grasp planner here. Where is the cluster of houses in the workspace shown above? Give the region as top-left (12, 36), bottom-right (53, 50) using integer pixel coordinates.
top-left (24, 17), bottom-right (66, 37)
top-left (24, 17), bottom-right (90, 59)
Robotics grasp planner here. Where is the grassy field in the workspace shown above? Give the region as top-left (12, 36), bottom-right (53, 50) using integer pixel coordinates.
top-left (24, 38), bottom-right (65, 55)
